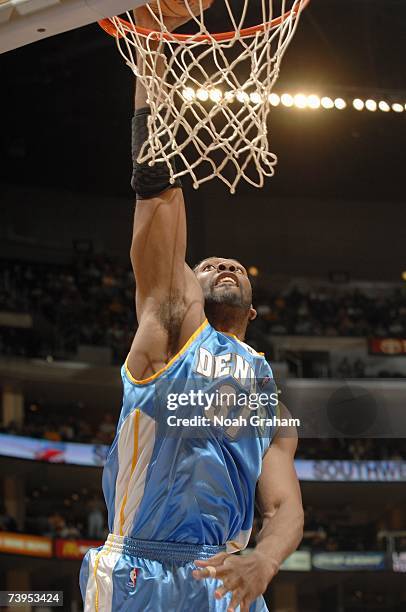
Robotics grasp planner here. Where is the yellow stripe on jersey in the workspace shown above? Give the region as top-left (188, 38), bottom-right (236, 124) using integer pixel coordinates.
top-left (119, 408), bottom-right (140, 536)
top-left (124, 319), bottom-right (209, 385)
top-left (221, 331), bottom-right (264, 357)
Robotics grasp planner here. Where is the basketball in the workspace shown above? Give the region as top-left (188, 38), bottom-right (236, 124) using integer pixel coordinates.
top-left (148, 0), bottom-right (213, 18)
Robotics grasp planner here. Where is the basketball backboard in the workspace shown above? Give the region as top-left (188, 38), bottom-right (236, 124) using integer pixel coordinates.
top-left (0, 0), bottom-right (145, 53)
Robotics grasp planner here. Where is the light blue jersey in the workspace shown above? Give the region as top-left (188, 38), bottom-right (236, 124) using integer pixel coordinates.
top-left (80, 320), bottom-right (278, 612)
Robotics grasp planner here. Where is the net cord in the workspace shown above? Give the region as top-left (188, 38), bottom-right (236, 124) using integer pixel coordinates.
top-left (104, 1), bottom-right (308, 192)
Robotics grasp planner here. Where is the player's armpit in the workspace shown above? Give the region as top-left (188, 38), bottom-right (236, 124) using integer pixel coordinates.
top-left (126, 289), bottom-right (205, 382)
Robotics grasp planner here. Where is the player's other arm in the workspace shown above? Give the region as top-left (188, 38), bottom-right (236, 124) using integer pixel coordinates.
top-left (127, 7), bottom-right (205, 380)
top-left (192, 404), bottom-right (303, 612)
top-left (254, 403), bottom-right (304, 574)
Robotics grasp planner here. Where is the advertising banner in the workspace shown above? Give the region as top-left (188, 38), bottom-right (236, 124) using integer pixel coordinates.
top-left (295, 460), bottom-right (406, 482)
top-left (281, 550), bottom-right (311, 571)
top-left (312, 552), bottom-right (386, 571)
top-left (55, 539), bottom-right (103, 559)
top-left (0, 434), bottom-right (108, 466)
top-left (1, 435), bottom-right (405, 482)
top-left (0, 532), bottom-right (52, 558)
top-left (369, 338), bottom-right (406, 355)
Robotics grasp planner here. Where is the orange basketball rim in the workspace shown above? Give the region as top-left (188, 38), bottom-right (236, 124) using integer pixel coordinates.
top-left (98, 0), bottom-right (311, 44)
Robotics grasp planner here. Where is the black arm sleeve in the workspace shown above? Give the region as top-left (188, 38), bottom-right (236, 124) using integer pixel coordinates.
top-left (131, 107), bottom-right (182, 199)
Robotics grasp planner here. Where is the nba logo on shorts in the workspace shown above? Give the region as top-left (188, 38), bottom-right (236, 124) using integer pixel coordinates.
top-left (127, 567), bottom-right (138, 589)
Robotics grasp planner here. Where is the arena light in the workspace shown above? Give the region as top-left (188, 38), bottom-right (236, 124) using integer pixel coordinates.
top-left (321, 96), bottom-right (334, 109)
top-left (196, 88), bottom-right (209, 102)
top-left (182, 87), bottom-right (195, 102)
top-left (236, 90), bottom-right (250, 103)
top-left (269, 93), bottom-right (280, 106)
top-left (378, 100), bottom-right (390, 112)
top-left (250, 92), bottom-right (262, 105)
top-left (281, 93), bottom-right (294, 107)
top-left (248, 266), bottom-right (259, 277)
top-left (353, 98), bottom-right (364, 111)
top-left (334, 98), bottom-right (347, 110)
top-left (365, 99), bottom-right (377, 112)
top-left (209, 88), bottom-right (222, 103)
top-left (294, 93), bottom-right (307, 108)
top-left (307, 94), bottom-right (321, 109)
top-left (183, 89), bottom-right (406, 116)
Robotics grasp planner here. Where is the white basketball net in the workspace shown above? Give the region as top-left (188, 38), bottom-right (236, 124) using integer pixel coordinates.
top-left (104, 1), bottom-right (307, 192)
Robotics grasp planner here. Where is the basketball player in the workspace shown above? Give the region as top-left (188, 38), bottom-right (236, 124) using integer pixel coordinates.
top-left (79, 4), bottom-right (304, 611)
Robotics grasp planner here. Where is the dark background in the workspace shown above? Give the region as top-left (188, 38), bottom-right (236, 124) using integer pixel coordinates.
top-left (1, 0), bottom-right (405, 281)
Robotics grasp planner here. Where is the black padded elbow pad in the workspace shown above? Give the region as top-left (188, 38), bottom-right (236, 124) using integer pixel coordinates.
top-left (131, 107), bottom-right (182, 199)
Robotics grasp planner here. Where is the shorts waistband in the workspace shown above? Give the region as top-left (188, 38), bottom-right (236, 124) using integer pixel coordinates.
top-left (104, 533), bottom-right (226, 564)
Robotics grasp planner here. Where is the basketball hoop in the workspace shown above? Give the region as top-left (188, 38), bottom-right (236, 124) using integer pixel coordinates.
top-left (99, 0), bottom-right (310, 193)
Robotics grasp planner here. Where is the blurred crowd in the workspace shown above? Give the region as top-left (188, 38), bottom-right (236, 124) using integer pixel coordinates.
top-left (28, 495), bottom-right (108, 541)
top-left (298, 438), bottom-right (405, 461)
top-left (335, 357), bottom-right (404, 379)
top-left (0, 490), bottom-right (108, 541)
top-left (0, 504), bottom-right (17, 532)
top-left (300, 505), bottom-right (387, 553)
top-left (3, 498), bottom-right (405, 556)
top-left (248, 505), bottom-right (404, 553)
top-left (1, 257), bottom-right (406, 363)
top-left (254, 284), bottom-right (406, 338)
top-left (0, 257), bottom-right (136, 363)
top-left (0, 404), bottom-right (116, 445)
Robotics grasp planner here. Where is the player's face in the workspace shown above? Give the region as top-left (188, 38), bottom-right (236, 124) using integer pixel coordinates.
top-left (195, 258), bottom-right (252, 309)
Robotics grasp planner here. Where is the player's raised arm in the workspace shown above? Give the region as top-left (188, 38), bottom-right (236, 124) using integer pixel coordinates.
top-left (127, 6), bottom-right (205, 381)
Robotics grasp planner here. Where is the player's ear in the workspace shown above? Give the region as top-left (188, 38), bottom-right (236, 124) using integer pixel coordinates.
top-left (249, 306), bottom-right (257, 321)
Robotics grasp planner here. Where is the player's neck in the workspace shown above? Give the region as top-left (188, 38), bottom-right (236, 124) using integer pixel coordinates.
top-left (205, 304), bottom-right (248, 341)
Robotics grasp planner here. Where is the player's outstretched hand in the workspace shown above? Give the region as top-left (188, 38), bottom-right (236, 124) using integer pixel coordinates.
top-left (192, 550), bottom-right (276, 612)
